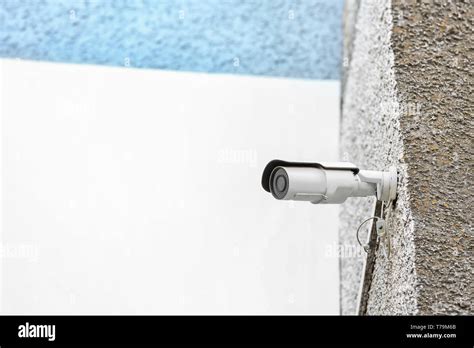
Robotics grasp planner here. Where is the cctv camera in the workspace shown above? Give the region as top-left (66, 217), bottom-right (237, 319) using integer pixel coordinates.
top-left (262, 160), bottom-right (397, 204)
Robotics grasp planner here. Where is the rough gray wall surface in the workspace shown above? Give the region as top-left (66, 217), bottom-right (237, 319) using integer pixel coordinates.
top-left (340, 0), bottom-right (418, 315)
top-left (341, 0), bottom-right (360, 95)
top-left (340, 0), bottom-right (473, 315)
top-left (390, 0), bottom-right (473, 314)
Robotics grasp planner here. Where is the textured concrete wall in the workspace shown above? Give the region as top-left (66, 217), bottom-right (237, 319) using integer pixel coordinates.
top-left (340, 0), bottom-right (473, 315)
top-left (341, 0), bottom-right (360, 96)
top-left (0, 0), bottom-right (344, 79)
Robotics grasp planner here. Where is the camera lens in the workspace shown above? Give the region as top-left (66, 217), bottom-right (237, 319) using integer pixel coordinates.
top-left (270, 167), bottom-right (289, 199)
top-left (276, 175), bottom-right (287, 192)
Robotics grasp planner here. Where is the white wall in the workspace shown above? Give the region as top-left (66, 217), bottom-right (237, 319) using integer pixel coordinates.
top-left (0, 59), bottom-right (340, 314)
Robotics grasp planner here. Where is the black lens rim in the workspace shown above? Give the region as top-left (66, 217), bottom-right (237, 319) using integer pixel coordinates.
top-left (270, 167), bottom-right (289, 199)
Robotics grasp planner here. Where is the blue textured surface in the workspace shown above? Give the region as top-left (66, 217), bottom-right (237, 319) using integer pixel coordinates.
top-left (0, 0), bottom-right (343, 79)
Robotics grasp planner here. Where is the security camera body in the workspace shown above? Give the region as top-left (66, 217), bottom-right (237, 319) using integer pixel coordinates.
top-left (262, 160), bottom-right (397, 204)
